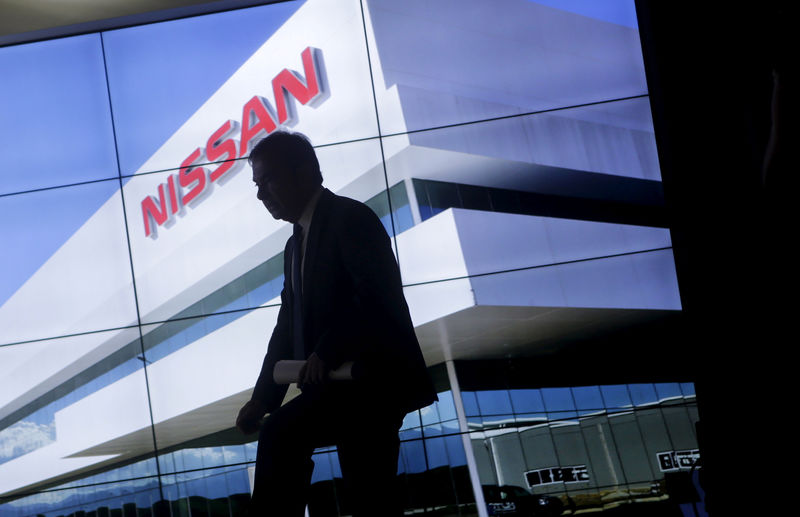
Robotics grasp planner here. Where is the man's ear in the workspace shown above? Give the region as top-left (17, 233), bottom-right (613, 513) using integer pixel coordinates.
top-left (297, 160), bottom-right (317, 185)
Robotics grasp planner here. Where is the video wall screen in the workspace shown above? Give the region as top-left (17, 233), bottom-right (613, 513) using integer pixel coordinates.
top-left (0, 0), bottom-right (680, 504)
top-left (0, 181), bottom-right (138, 344)
top-left (0, 34), bottom-right (118, 195)
top-left (365, 0), bottom-right (648, 135)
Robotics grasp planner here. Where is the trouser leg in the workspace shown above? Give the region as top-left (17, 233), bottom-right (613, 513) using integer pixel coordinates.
top-left (337, 413), bottom-right (404, 517)
top-left (249, 394), bottom-right (321, 517)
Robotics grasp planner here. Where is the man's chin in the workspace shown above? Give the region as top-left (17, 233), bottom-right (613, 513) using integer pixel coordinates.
top-left (264, 205), bottom-right (283, 219)
top-left (268, 209), bottom-right (295, 223)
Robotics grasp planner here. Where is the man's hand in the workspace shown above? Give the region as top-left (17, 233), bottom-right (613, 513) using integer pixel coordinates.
top-left (298, 353), bottom-right (328, 389)
top-left (236, 399), bottom-right (268, 435)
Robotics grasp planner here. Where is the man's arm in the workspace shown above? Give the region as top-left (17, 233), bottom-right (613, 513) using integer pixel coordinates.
top-left (237, 282), bottom-right (292, 434)
top-left (252, 287), bottom-right (293, 407)
top-left (312, 201), bottom-right (413, 370)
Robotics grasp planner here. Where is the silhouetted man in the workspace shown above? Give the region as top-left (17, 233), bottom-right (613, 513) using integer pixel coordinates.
top-left (236, 130), bottom-right (436, 516)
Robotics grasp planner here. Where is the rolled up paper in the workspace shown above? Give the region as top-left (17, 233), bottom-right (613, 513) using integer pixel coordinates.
top-left (273, 360), bottom-right (354, 384)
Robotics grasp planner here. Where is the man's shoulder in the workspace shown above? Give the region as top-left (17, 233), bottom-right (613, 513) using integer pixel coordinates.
top-left (322, 189), bottom-right (377, 221)
top-left (320, 190), bottom-right (390, 245)
top-left (324, 189), bottom-right (365, 209)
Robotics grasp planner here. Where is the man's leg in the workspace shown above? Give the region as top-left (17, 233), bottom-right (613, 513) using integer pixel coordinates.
top-left (249, 391), bottom-right (331, 517)
top-left (336, 411), bottom-right (404, 517)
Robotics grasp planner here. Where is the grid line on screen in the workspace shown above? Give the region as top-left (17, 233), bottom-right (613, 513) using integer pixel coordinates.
top-left (0, 176), bottom-right (122, 200)
top-left (401, 247), bottom-right (672, 288)
top-left (0, 239), bottom-right (670, 349)
top-left (360, 0), bottom-right (397, 260)
top-left (0, 93), bottom-right (653, 201)
top-left (0, 235), bottom-right (672, 350)
top-left (0, 396), bottom-right (697, 502)
top-left (98, 30), bottom-right (165, 502)
top-left (107, 93), bottom-right (651, 184)
top-left (0, 2), bottom-right (684, 513)
top-left (381, 93), bottom-right (650, 140)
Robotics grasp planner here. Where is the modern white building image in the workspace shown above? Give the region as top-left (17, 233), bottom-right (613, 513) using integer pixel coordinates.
top-left (0, 1), bottom-right (698, 516)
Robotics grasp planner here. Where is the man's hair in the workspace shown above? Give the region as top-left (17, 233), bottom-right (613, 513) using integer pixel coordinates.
top-left (249, 130), bottom-right (322, 185)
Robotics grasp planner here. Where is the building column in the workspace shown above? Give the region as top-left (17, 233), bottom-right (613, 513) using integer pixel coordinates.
top-left (403, 178), bottom-right (423, 226)
top-left (446, 360), bottom-right (488, 517)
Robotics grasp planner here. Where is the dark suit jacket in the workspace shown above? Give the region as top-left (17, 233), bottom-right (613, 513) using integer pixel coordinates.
top-left (252, 188), bottom-right (437, 415)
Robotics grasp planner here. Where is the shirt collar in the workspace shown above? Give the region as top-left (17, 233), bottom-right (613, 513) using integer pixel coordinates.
top-left (297, 187), bottom-right (323, 232)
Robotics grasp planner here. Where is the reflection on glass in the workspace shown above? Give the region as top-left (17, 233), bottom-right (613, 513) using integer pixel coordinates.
top-left (420, 396), bottom-right (456, 428)
top-left (0, 328), bottom-right (153, 499)
top-left (465, 382), bottom-right (698, 512)
top-left (398, 433), bottom-right (426, 474)
top-left (679, 382), bottom-right (696, 398)
top-left (660, 405), bottom-right (698, 451)
top-left (510, 389), bottom-right (546, 413)
top-left (365, 181), bottom-right (414, 236)
top-left (223, 444), bottom-right (248, 466)
top-left (515, 412), bottom-right (549, 429)
top-left (541, 387), bottom-right (577, 412)
top-left (600, 384), bottom-right (634, 412)
top-left (654, 382), bottom-right (683, 402)
top-left (425, 436), bottom-right (450, 469)
top-left (462, 392), bottom-right (480, 417)
top-left (0, 353), bottom-right (144, 467)
top-left (310, 447), bottom-right (338, 485)
top-left (607, 412), bottom-right (653, 484)
top-left (628, 383), bottom-right (659, 407)
top-left (437, 391), bottom-right (458, 422)
top-left (140, 306), bottom-right (280, 453)
top-left (160, 465), bottom-right (251, 517)
top-left (1, 469), bottom-right (160, 517)
top-left (442, 424), bottom-right (467, 466)
top-left (401, 410), bottom-right (421, 431)
top-left (547, 410), bottom-right (580, 424)
top-left (572, 385), bottom-right (606, 412)
top-left (476, 390), bottom-right (513, 416)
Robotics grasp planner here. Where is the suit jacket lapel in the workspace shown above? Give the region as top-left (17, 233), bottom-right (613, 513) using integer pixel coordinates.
top-left (300, 188), bottom-right (333, 319)
top-left (285, 235), bottom-right (297, 301)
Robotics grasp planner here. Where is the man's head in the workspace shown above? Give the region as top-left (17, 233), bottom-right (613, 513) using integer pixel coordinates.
top-left (249, 130), bottom-right (322, 223)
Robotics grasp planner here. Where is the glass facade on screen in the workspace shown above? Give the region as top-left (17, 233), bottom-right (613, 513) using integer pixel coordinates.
top-left (1, 1), bottom-right (698, 516)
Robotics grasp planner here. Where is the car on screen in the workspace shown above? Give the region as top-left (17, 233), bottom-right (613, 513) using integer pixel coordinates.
top-left (482, 485), bottom-right (564, 516)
